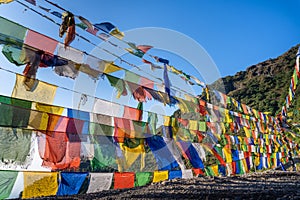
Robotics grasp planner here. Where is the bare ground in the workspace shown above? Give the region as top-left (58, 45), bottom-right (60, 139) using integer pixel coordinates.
top-left (33, 170), bottom-right (300, 200)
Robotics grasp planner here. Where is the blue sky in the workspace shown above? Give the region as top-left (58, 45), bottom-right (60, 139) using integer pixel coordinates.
top-left (58, 0), bottom-right (300, 76)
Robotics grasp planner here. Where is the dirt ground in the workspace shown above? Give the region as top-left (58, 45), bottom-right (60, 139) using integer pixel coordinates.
top-left (33, 170), bottom-right (300, 200)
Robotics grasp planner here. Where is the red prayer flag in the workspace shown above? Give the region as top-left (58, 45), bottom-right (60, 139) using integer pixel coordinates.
top-left (123, 106), bottom-right (142, 121)
top-left (137, 45), bottom-right (153, 53)
top-left (25, 30), bottom-right (58, 54)
top-left (114, 172), bottom-right (135, 189)
top-left (193, 168), bottom-right (204, 176)
top-left (139, 77), bottom-right (154, 89)
top-left (231, 161), bottom-right (236, 175)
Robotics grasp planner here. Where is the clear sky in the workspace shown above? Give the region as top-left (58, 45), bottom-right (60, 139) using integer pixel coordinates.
top-left (0, 0), bottom-right (299, 77)
top-left (53, 0), bottom-right (300, 76)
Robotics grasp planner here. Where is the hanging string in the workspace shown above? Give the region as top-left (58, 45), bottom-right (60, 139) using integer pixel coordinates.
top-left (16, 0), bottom-right (203, 100)
top-left (11, 0), bottom-right (278, 122)
top-left (40, 0), bottom-right (207, 88)
top-left (34, 0), bottom-right (273, 120)
top-left (0, 62), bottom-right (280, 133)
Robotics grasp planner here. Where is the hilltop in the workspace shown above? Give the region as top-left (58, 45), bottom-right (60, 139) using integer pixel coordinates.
top-left (210, 44), bottom-right (300, 115)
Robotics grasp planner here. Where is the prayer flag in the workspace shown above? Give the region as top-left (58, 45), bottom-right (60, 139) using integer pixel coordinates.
top-left (114, 172), bottom-right (135, 189)
top-left (153, 171), bottom-right (168, 183)
top-left (87, 173), bottom-right (113, 193)
top-left (57, 172), bottom-right (88, 196)
top-left (22, 172), bottom-right (58, 199)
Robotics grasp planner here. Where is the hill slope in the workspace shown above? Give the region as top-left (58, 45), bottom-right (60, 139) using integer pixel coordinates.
top-left (210, 44), bottom-right (300, 115)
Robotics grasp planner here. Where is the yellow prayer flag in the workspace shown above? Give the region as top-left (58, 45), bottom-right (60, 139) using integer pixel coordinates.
top-left (22, 172), bottom-right (58, 199)
top-left (211, 165), bottom-right (219, 175)
top-left (221, 123), bottom-right (226, 134)
top-left (242, 159), bottom-right (248, 172)
top-left (164, 116), bottom-right (171, 126)
top-left (223, 148), bottom-right (232, 163)
top-left (104, 63), bottom-right (122, 74)
top-left (188, 120), bottom-right (198, 131)
top-left (224, 109), bottom-right (232, 123)
top-left (254, 155), bottom-right (260, 166)
top-left (232, 98), bottom-right (238, 108)
top-left (153, 171), bottom-right (168, 183)
top-left (12, 74), bottom-right (57, 104)
top-left (0, 0), bottom-right (14, 3)
top-left (35, 102), bottom-right (64, 115)
top-left (265, 134), bottom-right (270, 145)
top-left (259, 147), bottom-right (264, 153)
top-left (28, 103), bottom-right (64, 131)
top-left (98, 60), bottom-right (113, 71)
top-left (119, 142), bottom-right (145, 171)
top-left (238, 136), bottom-right (243, 145)
top-left (28, 110), bottom-right (49, 131)
top-left (110, 28), bottom-right (125, 40)
top-left (177, 98), bottom-right (189, 113)
top-left (168, 65), bottom-right (182, 75)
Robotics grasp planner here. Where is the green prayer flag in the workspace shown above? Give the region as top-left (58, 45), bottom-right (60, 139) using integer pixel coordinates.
top-left (0, 17), bottom-right (27, 47)
top-left (0, 127), bottom-right (33, 165)
top-left (199, 121), bottom-right (206, 132)
top-left (91, 136), bottom-right (117, 172)
top-left (0, 170), bottom-right (18, 199)
top-left (133, 121), bottom-right (147, 138)
top-left (0, 96), bottom-right (31, 127)
top-left (238, 160), bottom-right (245, 175)
top-left (135, 172), bottom-right (152, 187)
top-left (2, 45), bottom-right (25, 66)
top-left (106, 74), bottom-right (127, 98)
top-left (204, 166), bottom-right (215, 176)
top-left (147, 112), bottom-right (157, 135)
top-left (76, 23), bottom-right (88, 30)
top-left (124, 71), bottom-right (140, 83)
top-left (89, 122), bottom-right (114, 136)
